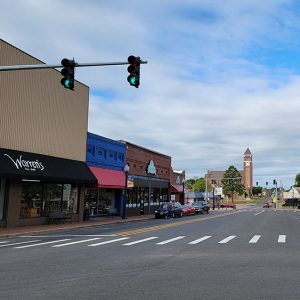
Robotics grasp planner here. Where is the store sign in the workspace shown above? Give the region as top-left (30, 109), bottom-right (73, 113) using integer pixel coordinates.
top-left (146, 160), bottom-right (157, 175)
top-left (4, 154), bottom-right (44, 172)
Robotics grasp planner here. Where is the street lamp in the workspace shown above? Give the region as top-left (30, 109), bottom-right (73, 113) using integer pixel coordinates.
top-left (122, 164), bottom-right (130, 219)
top-left (182, 179), bottom-right (185, 204)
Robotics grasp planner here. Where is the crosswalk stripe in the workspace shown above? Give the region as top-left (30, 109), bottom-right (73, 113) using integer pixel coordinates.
top-left (218, 235), bottom-right (237, 244)
top-left (15, 239), bottom-right (71, 249)
top-left (52, 238), bottom-right (102, 248)
top-left (123, 237), bottom-right (158, 246)
top-left (249, 235), bottom-right (261, 243)
top-left (156, 236), bottom-right (186, 245)
top-left (0, 241), bottom-right (9, 244)
top-left (88, 237), bottom-right (129, 247)
top-left (278, 235), bottom-right (286, 243)
top-left (189, 236), bottom-right (212, 244)
top-left (0, 240), bottom-right (41, 247)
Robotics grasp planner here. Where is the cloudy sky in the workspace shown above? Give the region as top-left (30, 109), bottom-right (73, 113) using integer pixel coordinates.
top-left (1, 0), bottom-right (300, 188)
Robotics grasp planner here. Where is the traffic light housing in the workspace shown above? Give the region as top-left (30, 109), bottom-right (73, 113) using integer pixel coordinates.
top-left (127, 55), bottom-right (140, 88)
top-left (61, 58), bottom-right (75, 90)
top-left (273, 179), bottom-right (277, 185)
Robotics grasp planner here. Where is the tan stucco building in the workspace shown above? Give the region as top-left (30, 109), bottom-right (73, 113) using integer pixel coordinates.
top-left (0, 39), bottom-right (96, 228)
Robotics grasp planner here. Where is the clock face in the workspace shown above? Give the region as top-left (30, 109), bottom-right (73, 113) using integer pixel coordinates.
top-left (245, 162), bottom-right (250, 166)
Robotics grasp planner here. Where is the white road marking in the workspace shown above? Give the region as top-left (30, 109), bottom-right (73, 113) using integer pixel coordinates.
top-left (218, 235), bottom-right (237, 244)
top-left (249, 235), bottom-right (261, 243)
top-left (254, 211), bottom-right (265, 216)
top-left (0, 240), bottom-right (41, 247)
top-left (123, 237), bottom-right (158, 246)
top-left (20, 234), bottom-right (116, 238)
top-left (15, 239), bottom-right (71, 249)
top-left (278, 235), bottom-right (286, 243)
top-left (52, 238), bottom-right (102, 248)
top-left (88, 237), bottom-right (130, 247)
top-left (0, 241), bottom-right (9, 244)
top-left (156, 236), bottom-right (186, 245)
top-left (188, 236), bottom-right (212, 244)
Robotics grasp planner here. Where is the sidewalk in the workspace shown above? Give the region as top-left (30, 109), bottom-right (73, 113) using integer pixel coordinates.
top-left (0, 214), bottom-right (154, 238)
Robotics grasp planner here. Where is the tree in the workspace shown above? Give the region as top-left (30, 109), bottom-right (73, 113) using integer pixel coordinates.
top-left (295, 173), bottom-right (300, 187)
top-left (252, 186), bottom-right (262, 196)
top-left (221, 165), bottom-right (244, 202)
top-left (185, 177), bottom-right (211, 193)
top-left (194, 177), bottom-right (209, 193)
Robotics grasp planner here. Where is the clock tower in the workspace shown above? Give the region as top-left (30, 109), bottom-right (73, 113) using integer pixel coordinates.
top-left (243, 148), bottom-right (253, 194)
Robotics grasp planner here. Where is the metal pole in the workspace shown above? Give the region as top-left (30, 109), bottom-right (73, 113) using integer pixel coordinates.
top-left (122, 171), bottom-right (128, 219)
top-left (0, 60), bottom-right (148, 71)
top-left (275, 180), bottom-right (278, 209)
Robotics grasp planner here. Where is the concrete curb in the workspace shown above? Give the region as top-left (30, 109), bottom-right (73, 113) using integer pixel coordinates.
top-left (0, 215), bottom-right (155, 238)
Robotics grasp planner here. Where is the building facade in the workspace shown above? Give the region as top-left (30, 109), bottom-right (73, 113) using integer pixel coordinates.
top-left (170, 169), bottom-right (185, 203)
top-left (123, 142), bottom-right (171, 216)
top-left (0, 39), bottom-right (96, 228)
top-left (204, 148), bottom-right (253, 194)
top-left (85, 132), bottom-right (126, 217)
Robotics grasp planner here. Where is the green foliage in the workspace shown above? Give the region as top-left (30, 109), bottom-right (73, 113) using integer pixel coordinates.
top-left (252, 186), bottom-right (262, 195)
top-left (295, 173), bottom-right (300, 187)
top-left (221, 165), bottom-right (244, 201)
top-left (185, 177), bottom-right (211, 193)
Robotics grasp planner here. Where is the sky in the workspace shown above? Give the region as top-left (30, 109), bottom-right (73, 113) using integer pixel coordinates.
top-left (1, 0), bottom-right (300, 188)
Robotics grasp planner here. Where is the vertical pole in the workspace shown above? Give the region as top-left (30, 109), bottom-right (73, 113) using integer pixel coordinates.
top-left (122, 171), bottom-right (128, 219)
top-left (275, 180), bottom-right (278, 209)
top-left (212, 187), bottom-right (215, 210)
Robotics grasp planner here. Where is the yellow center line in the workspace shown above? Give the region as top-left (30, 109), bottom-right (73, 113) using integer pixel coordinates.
top-left (115, 210), bottom-right (242, 236)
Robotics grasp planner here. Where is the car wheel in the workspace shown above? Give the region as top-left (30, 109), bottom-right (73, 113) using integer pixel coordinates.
top-left (200, 211), bottom-right (203, 214)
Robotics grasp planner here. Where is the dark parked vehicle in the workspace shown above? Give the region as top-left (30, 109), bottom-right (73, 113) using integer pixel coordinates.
top-left (181, 204), bottom-right (196, 216)
top-left (154, 202), bottom-right (182, 219)
top-left (191, 201), bottom-right (210, 214)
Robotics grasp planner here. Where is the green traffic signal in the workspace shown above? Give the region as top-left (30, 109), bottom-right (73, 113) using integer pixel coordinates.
top-left (60, 58), bottom-right (75, 91)
top-left (127, 55), bottom-right (140, 88)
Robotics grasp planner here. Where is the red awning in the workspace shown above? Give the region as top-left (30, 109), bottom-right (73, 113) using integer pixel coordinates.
top-left (171, 184), bottom-right (183, 193)
top-left (89, 167), bottom-right (125, 189)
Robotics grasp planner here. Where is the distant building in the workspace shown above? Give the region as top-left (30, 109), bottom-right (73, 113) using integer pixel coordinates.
top-left (204, 148), bottom-right (253, 193)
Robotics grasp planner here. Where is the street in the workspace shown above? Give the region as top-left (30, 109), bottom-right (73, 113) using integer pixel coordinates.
top-left (0, 207), bottom-right (299, 300)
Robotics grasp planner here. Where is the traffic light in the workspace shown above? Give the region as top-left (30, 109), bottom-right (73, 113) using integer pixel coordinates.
top-left (266, 182), bottom-right (268, 186)
top-left (273, 179), bottom-right (277, 185)
top-left (60, 58), bottom-right (75, 90)
top-left (127, 55), bottom-right (140, 88)
top-left (256, 182), bottom-right (258, 186)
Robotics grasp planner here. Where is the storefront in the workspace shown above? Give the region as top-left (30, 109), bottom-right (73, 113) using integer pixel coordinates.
top-left (123, 142), bottom-right (172, 216)
top-left (1, 39), bottom-right (93, 228)
top-left (0, 148), bottom-right (96, 228)
top-left (85, 133), bottom-right (126, 217)
top-left (170, 170), bottom-right (185, 203)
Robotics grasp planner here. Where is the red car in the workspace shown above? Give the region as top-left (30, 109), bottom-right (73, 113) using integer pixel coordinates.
top-left (220, 203), bottom-right (237, 209)
top-left (181, 205), bottom-right (196, 216)
top-left (263, 202), bottom-right (270, 208)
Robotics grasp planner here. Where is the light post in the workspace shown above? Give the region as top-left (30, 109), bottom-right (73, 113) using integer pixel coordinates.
top-left (182, 179), bottom-right (185, 204)
top-left (122, 164), bottom-right (130, 219)
top-left (273, 179), bottom-right (278, 209)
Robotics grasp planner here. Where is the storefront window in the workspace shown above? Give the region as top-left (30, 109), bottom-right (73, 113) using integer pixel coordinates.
top-left (63, 184), bottom-right (78, 213)
top-left (85, 188), bottom-right (116, 216)
top-left (20, 182), bottom-right (78, 218)
top-left (20, 182), bottom-right (43, 218)
top-left (0, 178), bottom-right (6, 220)
top-left (42, 183), bottom-right (63, 214)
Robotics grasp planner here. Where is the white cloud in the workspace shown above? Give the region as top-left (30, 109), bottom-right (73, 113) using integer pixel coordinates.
top-left (1, 0), bottom-right (300, 187)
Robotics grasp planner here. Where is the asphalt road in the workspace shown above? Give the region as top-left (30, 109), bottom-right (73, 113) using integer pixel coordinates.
top-left (0, 206), bottom-right (299, 300)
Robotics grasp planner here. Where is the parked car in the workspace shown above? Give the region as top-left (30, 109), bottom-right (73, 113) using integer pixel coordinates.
top-left (191, 201), bottom-right (210, 214)
top-left (263, 202), bottom-right (270, 208)
top-left (181, 204), bottom-right (196, 216)
top-left (154, 202), bottom-right (182, 219)
top-left (220, 203), bottom-right (236, 209)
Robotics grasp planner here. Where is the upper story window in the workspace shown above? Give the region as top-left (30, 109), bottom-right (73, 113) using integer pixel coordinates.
top-left (108, 151), bottom-right (115, 160)
top-left (87, 145), bottom-right (94, 156)
top-left (117, 153), bottom-right (124, 162)
top-left (96, 147), bottom-right (106, 158)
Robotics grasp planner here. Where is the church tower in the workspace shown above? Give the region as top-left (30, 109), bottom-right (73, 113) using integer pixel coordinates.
top-left (243, 148), bottom-right (253, 194)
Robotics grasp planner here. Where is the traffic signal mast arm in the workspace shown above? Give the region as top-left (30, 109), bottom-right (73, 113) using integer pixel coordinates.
top-left (0, 60), bottom-right (148, 71)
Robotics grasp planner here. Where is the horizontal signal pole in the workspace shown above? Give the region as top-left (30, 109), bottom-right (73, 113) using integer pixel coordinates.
top-left (0, 60), bottom-right (148, 71)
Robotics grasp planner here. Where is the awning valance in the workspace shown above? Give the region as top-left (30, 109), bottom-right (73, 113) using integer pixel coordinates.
top-left (89, 166), bottom-right (125, 189)
top-left (0, 148), bottom-right (96, 184)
